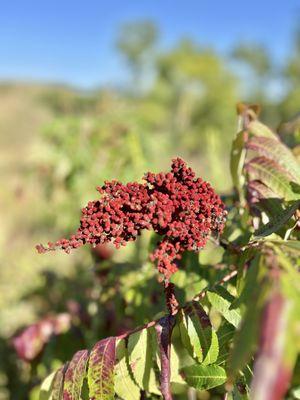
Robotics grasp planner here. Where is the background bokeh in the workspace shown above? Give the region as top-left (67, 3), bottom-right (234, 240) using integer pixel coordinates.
top-left (1, 2), bottom-right (300, 398)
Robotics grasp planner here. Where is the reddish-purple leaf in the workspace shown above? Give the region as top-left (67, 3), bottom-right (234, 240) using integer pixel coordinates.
top-left (245, 156), bottom-right (296, 200)
top-left (246, 136), bottom-right (300, 182)
top-left (87, 337), bottom-right (116, 400)
top-left (250, 292), bottom-right (293, 400)
top-left (247, 180), bottom-right (278, 201)
top-left (12, 313), bottom-right (71, 361)
top-left (52, 363), bottom-right (69, 400)
top-left (155, 315), bottom-right (176, 400)
top-left (185, 302), bottom-right (211, 329)
top-left (247, 180), bottom-right (285, 216)
top-left (63, 350), bottom-right (89, 400)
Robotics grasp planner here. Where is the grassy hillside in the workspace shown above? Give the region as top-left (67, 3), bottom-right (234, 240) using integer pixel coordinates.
top-left (0, 83), bottom-right (81, 335)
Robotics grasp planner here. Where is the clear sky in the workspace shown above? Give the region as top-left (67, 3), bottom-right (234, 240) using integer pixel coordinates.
top-left (1, 0), bottom-right (299, 88)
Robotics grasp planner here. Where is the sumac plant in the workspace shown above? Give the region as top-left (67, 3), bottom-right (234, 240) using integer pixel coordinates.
top-left (35, 104), bottom-right (300, 400)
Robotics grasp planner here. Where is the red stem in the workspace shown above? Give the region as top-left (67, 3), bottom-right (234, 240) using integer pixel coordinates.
top-left (155, 315), bottom-right (176, 400)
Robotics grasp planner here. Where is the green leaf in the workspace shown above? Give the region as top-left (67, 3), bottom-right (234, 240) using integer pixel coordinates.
top-left (63, 350), bottom-right (89, 400)
top-left (291, 386), bottom-right (300, 399)
top-left (199, 240), bottom-right (224, 265)
top-left (46, 364), bottom-right (68, 400)
top-left (246, 136), bottom-right (300, 183)
top-left (254, 200), bottom-right (300, 238)
top-left (40, 371), bottom-right (56, 400)
top-left (127, 328), bottom-right (159, 394)
top-left (216, 323), bottom-right (235, 365)
top-left (248, 120), bottom-right (277, 138)
top-left (114, 339), bottom-right (140, 400)
top-left (227, 268), bottom-right (269, 381)
top-left (170, 344), bottom-right (186, 385)
top-left (231, 256), bottom-right (260, 309)
top-left (87, 337), bottom-right (116, 400)
top-left (246, 156), bottom-right (298, 201)
top-left (230, 130), bottom-right (246, 203)
top-left (151, 323), bottom-right (187, 386)
top-left (227, 305), bottom-right (259, 381)
top-left (269, 239), bottom-right (300, 255)
top-left (207, 288), bottom-right (241, 328)
top-left (181, 364), bottom-right (227, 390)
top-left (179, 303), bottom-right (219, 365)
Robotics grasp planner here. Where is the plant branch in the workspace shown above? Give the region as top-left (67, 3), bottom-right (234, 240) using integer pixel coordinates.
top-left (155, 315), bottom-right (176, 400)
top-left (118, 267), bottom-right (238, 340)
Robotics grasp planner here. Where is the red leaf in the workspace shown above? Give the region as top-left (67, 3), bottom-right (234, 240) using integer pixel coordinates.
top-left (250, 292), bottom-right (293, 400)
top-left (12, 313), bottom-right (71, 361)
top-left (87, 337), bottom-right (116, 399)
top-left (63, 350), bottom-right (89, 400)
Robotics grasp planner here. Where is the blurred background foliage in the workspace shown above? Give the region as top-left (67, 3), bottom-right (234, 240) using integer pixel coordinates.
top-left (1, 19), bottom-right (300, 399)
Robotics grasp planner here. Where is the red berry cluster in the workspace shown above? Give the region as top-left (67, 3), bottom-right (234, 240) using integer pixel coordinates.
top-left (36, 158), bottom-right (226, 281)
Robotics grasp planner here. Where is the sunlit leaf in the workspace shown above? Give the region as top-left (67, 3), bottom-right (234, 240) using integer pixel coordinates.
top-left (127, 328), bottom-right (159, 394)
top-left (179, 302), bottom-right (219, 365)
top-left (40, 371), bottom-right (56, 400)
top-left (207, 288), bottom-right (241, 328)
top-left (246, 156), bottom-right (299, 201)
top-left (49, 364), bottom-right (68, 400)
top-left (181, 364), bottom-right (227, 390)
top-left (114, 339), bottom-right (140, 400)
top-left (87, 337), bottom-right (115, 400)
top-left (63, 350), bottom-right (89, 400)
top-left (248, 120), bottom-right (276, 139)
top-left (246, 136), bottom-right (300, 183)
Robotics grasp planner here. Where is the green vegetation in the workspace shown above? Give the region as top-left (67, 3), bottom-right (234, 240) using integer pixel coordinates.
top-left (0, 21), bottom-right (300, 400)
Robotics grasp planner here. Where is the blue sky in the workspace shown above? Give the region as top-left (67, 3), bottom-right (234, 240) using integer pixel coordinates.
top-left (0, 1), bottom-right (299, 88)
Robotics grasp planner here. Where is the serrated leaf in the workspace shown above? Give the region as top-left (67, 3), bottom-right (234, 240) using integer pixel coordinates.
top-left (63, 350), bottom-right (89, 400)
top-left (216, 323), bottom-right (235, 365)
top-left (254, 200), bottom-right (300, 238)
top-left (127, 328), bottom-right (159, 394)
top-left (246, 156), bottom-right (298, 201)
top-left (180, 302), bottom-right (219, 365)
top-left (50, 364), bottom-right (68, 400)
top-left (181, 364), bottom-right (227, 390)
top-left (114, 339), bottom-right (140, 400)
top-left (248, 120), bottom-right (276, 138)
top-left (207, 288), bottom-right (241, 328)
top-left (247, 180), bottom-right (278, 200)
top-left (246, 136), bottom-right (300, 183)
top-left (87, 337), bottom-right (115, 400)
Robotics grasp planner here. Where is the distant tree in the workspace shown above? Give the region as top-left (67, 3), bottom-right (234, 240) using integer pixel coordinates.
top-left (279, 26), bottom-right (300, 116)
top-left (116, 20), bottom-right (158, 92)
top-left (231, 42), bottom-right (272, 102)
top-left (232, 43), bottom-right (271, 77)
